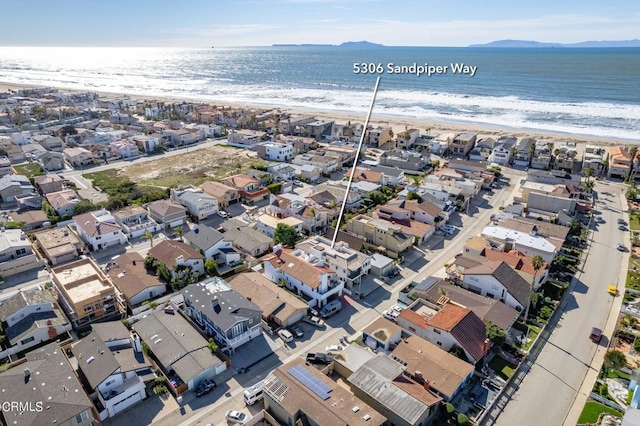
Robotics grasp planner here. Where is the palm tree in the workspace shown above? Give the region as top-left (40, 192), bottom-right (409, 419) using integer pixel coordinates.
top-left (174, 225), bottom-right (184, 242)
top-left (525, 255), bottom-right (546, 320)
top-left (142, 230), bottom-right (154, 248)
top-left (630, 146), bottom-right (638, 179)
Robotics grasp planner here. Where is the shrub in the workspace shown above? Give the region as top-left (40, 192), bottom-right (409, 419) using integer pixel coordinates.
top-left (445, 403), bottom-right (455, 414)
top-left (457, 413), bottom-right (469, 425)
top-left (539, 306), bottom-right (553, 320)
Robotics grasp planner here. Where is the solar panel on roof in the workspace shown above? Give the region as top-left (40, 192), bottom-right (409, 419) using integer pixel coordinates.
top-left (287, 365), bottom-right (332, 400)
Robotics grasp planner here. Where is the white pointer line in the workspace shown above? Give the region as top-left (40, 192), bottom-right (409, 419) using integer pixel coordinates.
top-left (331, 76), bottom-right (381, 249)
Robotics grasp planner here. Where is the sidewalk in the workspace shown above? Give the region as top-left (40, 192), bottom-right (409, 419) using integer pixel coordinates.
top-left (563, 192), bottom-right (628, 425)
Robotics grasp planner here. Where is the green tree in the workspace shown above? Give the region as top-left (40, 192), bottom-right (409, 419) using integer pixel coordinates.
top-left (207, 338), bottom-right (219, 353)
top-left (60, 125), bottom-right (77, 137)
top-left (141, 230), bottom-right (154, 248)
top-left (407, 191), bottom-right (423, 202)
top-left (485, 321), bottom-right (506, 346)
top-left (539, 306), bottom-right (553, 320)
top-left (205, 259), bottom-right (218, 276)
top-left (174, 225), bottom-right (184, 242)
top-left (531, 254), bottom-right (545, 292)
top-left (72, 199), bottom-right (99, 216)
top-left (274, 223), bottom-right (298, 248)
top-left (368, 191), bottom-right (387, 206)
top-left (568, 219), bottom-right (583, 237)
top-left (267, 183), bottom-right (282, 194)
top-left (604, 350), bottom-right (627, 372)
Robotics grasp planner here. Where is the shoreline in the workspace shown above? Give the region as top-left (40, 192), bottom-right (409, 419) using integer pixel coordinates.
top-left (0, 80), bottom-right (635, 148)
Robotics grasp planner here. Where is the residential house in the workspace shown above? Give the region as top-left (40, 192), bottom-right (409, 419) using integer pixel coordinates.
top-left (278, 115), bottom-right (316, 135)
top-left (170, 186), bottom-right (219, 220)
top-left (46, 189), bottom-right (81, 217)
top-left (34, 173), bottom-right (64, 194)
top-left (369, 165), bottom-right (405, 186)
top-left (362, 317), bottom-right (403, 351)
top-left (0, 229), bottom-right (45, 278)
top-left (345, 215), bottom-right (413, 258)
top-left (69, 325), bottom-right (152, 420)
top-left (0, 342), bottom-right (95, 426)
top-left (530, 141), bottom-right (553, 170)
top-left (451, 132), bottom-right (477, 157)
top-left (148, 240), bottom-right (205, 278)
top-left (33, 226), bottom-right (84, 266)
top-left (221, 174), bottom-right (270, 204)
top-left (397, 301), bottom-right (489, 364)
top-left (263, 247), bottom-right (342, 309)
top-left (395, 128), bottom-right (421, 149)
top-left (263, 359), bottom-right (386, 426)
top-left (268, 163), bottom-right (296, 182)
top-left (379, 150), bottom-right (428, 172)
top-left (227, 129), bottom-right (266, 148)
top-left (73, 210), bottom-right (127, 251)
top-left (257, 214), bottom-right (303, 238)
top-left (10, 130), bottom-right (31, 145)
top-left (0, 288), bottom-right (71, 356)
top-left (366, 126), bottom-right (394, 149)
top-left (386, 199), bottom-right (443, 225)
top-left (0, 174), bottom-right (35, 202)
top-left (345, 167), bottom-right (383, 185)
top-left (526, 168), bottom-right (582, 186)
top-left (133, 310), bottom-right (226, 393)
top-left (481, 225), bottom-right (558, 263)
top-left (310, 184), bottom-right (361, 211)
top-left (348, 355), bottom-right (440, 426)
top-left (8, 208), bottom-right (49, 231)
top-left (608, 146), bottom-right (633, 178)
top-left (184, 224), bottom-right (240, 266)
top-left (304, 119), bottom-right (334, 140)
top-left (64, 147), bottom-right (94, 167)
top-left (51, 258), bottom-right (121, 327)
top-left (552, 142), bottom-right (579, 172)
top-left (220, 221), bottom-right (273, 258)
top-left (461, 260), bottom-right (532, 312)
top-left (6, 146), bottom-right (27, 163)
top-left (200, 181), bottom-right (239, 208)
top-left (513, 137), bottom-right (535, 167)
top-left (106, 252), bottom-right (167, 314)
top-left (296, 236), bottom-right (371, 292)
top-left (468, 137), bottom-right (495, 162)
top-left (129, 134), bottom-right (159, 153)
top-left (490, 136), bottom-right (516, 165)
top-left (256, 141), bottom-right (294, 162)
top-left (0, 156), bottom-right (12, 177)
top-left (390, 335), bottom-right (475, 402)
top-left (373, 207), bottom-right (435, 245)
top-left (183, 277), bottom-right (262, 350)
top-left (40, 151), bottom-right (65, 171)
top-left (228, 272), bottom-right (308, 328)
top-left (147, 199), bottom-right (187, 228)
top-left (429, 133), bottom-right (453, 155)
top-left (582, 144), bottom-right (606, 175)
top-left (33, 135), bottom-right (65, 152)
top-left (292, 153), bottom-right (339, 175)
top-left (477, 247), bottom-right (549, 290)
top-left (411, 277), bottom-right (519, 332)
top-left (110, 140), bottom-right (141, 159)
top-left (163, 128), bottom-right (196, 146)
top-left (112, 205), bottom-right (162, 238)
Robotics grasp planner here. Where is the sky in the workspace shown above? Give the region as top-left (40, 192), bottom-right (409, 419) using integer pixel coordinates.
top-left (1, 0), bottom-right (638, 47)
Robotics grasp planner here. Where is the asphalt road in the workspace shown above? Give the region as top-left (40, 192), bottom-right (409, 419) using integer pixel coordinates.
top-left (488, 180), bottom-right (627, 426)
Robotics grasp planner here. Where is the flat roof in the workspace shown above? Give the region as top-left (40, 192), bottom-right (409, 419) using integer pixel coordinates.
top-left (52, 259), bottom-right (114, 304)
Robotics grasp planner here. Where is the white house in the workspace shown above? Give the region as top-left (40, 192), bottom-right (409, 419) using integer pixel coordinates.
top-left (73, 210), bottom-right (128, 251)
top-left (256, 141), bottom-right (294, 162)
top-left (256, 214), bottom-right (303, 238)
top-left (461, 260), bottom-right (532, 312)
top-left (70, 324), bottom-right (152, 421)
top-left (263, 247), bottom-right (343, 309)
top-left (110, 140), bottom-right (141, 159)
top-left (481, 225), bottom-right (558, 263)
top-left (0, 229), bottom-right (45, 278)
top-left (490, 136), bottom-right (516, 165)
top-left (184, 225), bottom-right (241, 266)
top-left (170, 186), bottom-right (219, 220)
top-left (111, 205), bottom-right (162, 239)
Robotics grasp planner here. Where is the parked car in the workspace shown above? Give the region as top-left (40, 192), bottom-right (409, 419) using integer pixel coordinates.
top-left (306, 352), bottom-right (333, 365)
top-left (617, 243), bottom-right (626, 251)
top-left (440, 224), bottom-right (455, 235)
top-left (619, 224), bottom-right (627, 231)
top-left (288, 324), bottom-right (304, 338)
top-left (382, 309), bottom-right (400, 322)
top-left (278, 328), bottom-right (294, 343)
top-left (590, 327), bottom-right (603, 343)
top-left (225, 410), bottom-right (249, 424)
top-left (618, 218), bottom-right (627, 225)
top-left (292, 180), bottom-right (303, 187)
top-left (217, 210), bottom-right (230, 219)
top-left (195, 379), bottom-right (216, 397)
top-left (325, 345), bottom-right (343, 354)
top-left (302, 315), bottom-right (326, 328)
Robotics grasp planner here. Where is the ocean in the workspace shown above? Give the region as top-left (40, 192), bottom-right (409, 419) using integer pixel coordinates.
top-left (0, 46), bottom-right (639, 140)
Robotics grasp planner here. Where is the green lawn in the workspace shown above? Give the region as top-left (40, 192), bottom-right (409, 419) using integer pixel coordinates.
top-left (577, 401), bottom-right (622, 424)
top-left (488, 356), bottom-right (517, 381)
top-left (12, 162), bottom-right (44, 177)
top-left (630, 211), bottom-right (640, 231)
top-left (607, 369), bottom-right (631, 380)
top-left (523, 325), bottom-right (541, 351)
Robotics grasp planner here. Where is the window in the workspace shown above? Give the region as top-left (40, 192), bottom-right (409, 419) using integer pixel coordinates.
top-left (21, 336), bottom-right (35, 345)
top-left (75, 411), bottom-right (89, 424)
top-left (16, 248), bottom-right (27, 255)
top-left (433, 329), bottom-right (441, 335)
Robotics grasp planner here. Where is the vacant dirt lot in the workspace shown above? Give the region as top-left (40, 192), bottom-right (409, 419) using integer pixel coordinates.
top-left (122, 146), bottom-right (261, 187)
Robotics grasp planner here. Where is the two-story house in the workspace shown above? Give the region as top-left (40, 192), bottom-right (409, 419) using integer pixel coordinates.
top-left (0, 174), bottom-right (35, 203)
top-left (147, 199), bottom-right (187, 229)
top-left (33, 174), bottom-right (64, 194)
top-left (45, 189), bottom-right (81, 217)
top-left (257, 214), bottom-right (303, 238)
top-left (552, 142), bottom-right (580, 172)
top-left (582, 144), bottom-right (607, 175)
top-left (451, 132), bottom-right (477, 157)
top-left (0, 229), bottom-right (45, 278)
top-left (170, 186), bottom-right (219, 220)
top-left (468, 137), bottom-right (495, 162)
top-left (73, 210), bottom-right (128, 251)
top-left (148, 240), bottom-right (205, 278)
top-left (220, 174), bottom-right (270, 205)
top-left (461, 260), bottom-right (532, 312)
top-left (256, 141), bottom-right (294, 162)
top-left (345, 214), bottom-right (413, 258)
top-left (366, 126), bottom-right (394, 149)
top-left (513, 137), bottom-right (535, 167)
top-left (296, 236), bottom-right (371, 293)
top-left (429, 133), bottom-right (453, 156)
top-left (200, 181), bottom-right (239, 208)
top-left (395, 128), bottom-right (420, 149)
top-left (183, 277), bottom-right (262, 350)
top-left (386, 199), bottom-right (444, 225)
top-left (33, 226), bottom-right (84, 266)
top-left (490, 136), bottom-right (517, 165)
top-left (263, 247), bottom-right (342, 309)
top-left (530, 141), bottom-right (553, 170)
top-left (111, 205), bottom-right (162, 238)
top-left (608, 146), bottom-right (633, 178)
top-left (63, 147), bottom-right (94, 167)
top-left (184, 224), bottom-right (240, 266)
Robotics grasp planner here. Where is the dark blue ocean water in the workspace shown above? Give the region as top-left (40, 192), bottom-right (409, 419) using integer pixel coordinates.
top-left (0, 46), bottom-right (638, 139)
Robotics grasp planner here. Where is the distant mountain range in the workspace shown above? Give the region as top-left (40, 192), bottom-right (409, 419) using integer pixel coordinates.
top-left (272, 41), bottom-right (383, 48)
top-left (469, 39), bottom-right (640, 48)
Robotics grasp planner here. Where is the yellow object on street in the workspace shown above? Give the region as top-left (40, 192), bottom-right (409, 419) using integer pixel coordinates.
top-left (607, 285), bottom-right (618, 296)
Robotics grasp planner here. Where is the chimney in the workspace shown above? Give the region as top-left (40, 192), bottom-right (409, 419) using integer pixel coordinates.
top-left (130, 331), bottom-right (143, 353)
top-left (95, 221), bottom-right (100, 235)
top-left (414, 371), bottom-right (423, 383)
top-left (132, 259), bottom-right (136, 266)
top-left (423, 380), bottom-right (430, 392)
top-left (212, 296), bottom-right (221, 314)
top-left (24, 368), bottom-right (31, 382)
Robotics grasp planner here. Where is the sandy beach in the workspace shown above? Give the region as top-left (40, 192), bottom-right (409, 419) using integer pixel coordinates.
top-left (1, 81), bottom-right (634, 149)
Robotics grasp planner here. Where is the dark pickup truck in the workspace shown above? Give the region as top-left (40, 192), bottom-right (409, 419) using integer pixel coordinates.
top-left (195, 378), bottom-right (217, 397)
top-left (306, 352), bottom-right (333, 365)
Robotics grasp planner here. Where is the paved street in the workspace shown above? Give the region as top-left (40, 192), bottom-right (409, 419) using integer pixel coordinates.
top-left (484, 180), bottom-right (627, 426)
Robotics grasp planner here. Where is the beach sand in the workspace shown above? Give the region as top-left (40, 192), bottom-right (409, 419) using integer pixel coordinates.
top-left (1, 81), bottom-right (634, 148)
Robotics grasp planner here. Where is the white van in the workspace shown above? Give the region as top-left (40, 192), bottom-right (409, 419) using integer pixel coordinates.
top-left (243, 380), bottom-right (265, 406)
top-left (319, 300), bottom-right (342, 318)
